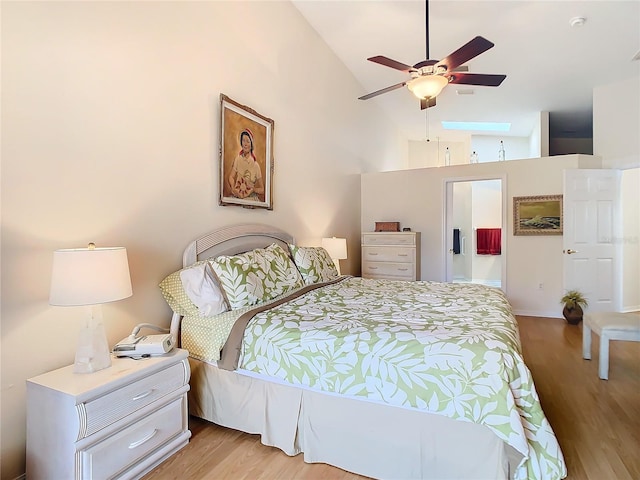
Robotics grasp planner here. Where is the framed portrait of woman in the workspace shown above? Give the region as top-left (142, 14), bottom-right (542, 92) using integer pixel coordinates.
top-left (219, 94), bottom-right (274, 209)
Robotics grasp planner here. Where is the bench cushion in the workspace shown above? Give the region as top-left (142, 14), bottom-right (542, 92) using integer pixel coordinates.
top-left (584, 312), bottom-right (640, 333)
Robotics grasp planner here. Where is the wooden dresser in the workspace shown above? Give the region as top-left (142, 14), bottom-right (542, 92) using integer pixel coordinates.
top-left (361, 232), bottom-right (421, 281)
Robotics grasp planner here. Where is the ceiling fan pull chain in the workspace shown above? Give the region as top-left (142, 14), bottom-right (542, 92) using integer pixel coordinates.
top-left (425, 109), bottom-right (430, 141)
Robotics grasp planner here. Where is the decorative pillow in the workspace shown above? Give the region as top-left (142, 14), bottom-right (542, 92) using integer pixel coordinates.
top-left (210, 244), bottom-right (304, 310)
top-left (159, 261), bottom-right (228, 317)
top-left (262, 243), bottom-right (305, 295)
top-left (288, 244), bottom-right (339, 285)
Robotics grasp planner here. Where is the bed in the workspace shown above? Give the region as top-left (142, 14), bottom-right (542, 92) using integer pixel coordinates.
top-left (162, 223), bottom-right (566, 480)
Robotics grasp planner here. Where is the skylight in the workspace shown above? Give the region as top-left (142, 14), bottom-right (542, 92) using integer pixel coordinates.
top-left (442, 121), bottom-right (511, 132)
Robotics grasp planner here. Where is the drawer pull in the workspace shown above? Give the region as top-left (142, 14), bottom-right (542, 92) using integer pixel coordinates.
top-left (397, 254), bottom-right (408, 257)
top-left (398, 268), bottom-right (408, 271)
top-left (132, 389), bottom-right (155, 401)
top-left (128, 429), bottom-right (158, 449)
top-left (368, 253), bottom-right (379, 256)
top-left (368, 266), bottom-right (378, 270)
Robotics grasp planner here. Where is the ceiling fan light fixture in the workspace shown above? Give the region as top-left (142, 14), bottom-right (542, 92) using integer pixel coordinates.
top-left (407, 75), bottom-right (448, 100)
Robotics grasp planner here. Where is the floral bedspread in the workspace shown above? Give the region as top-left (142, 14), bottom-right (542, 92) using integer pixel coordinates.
top-left (236, 277), bottom-right (566, 480)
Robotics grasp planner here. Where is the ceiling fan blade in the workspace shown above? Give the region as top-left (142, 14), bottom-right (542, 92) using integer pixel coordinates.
top-left (367, 56), bottom-right (414, 72)
top-left (420, 97), bottom-right (437, 110)
top-left (451, 65), bottom-right (469, 72)
top-left (447, 72), bottom-right (506, 87)
top-left (437, 36), bottom-right (495, 71)
top-left (359, 81), bottom-right (407, 100)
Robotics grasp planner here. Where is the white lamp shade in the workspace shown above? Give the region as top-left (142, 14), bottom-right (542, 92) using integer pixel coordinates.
top-left (407, 75), bottom-right (448, 99)
top-left (49, 246), bottom-right (132, 306)
top-left (321, 237), bottom-right (347, 260)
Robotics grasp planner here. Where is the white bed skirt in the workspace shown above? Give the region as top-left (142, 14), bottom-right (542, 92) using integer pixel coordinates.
top-left (188, 358), bottom-right (522, 480)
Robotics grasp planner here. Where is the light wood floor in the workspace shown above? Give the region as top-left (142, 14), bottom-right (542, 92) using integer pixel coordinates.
top-left (144, 316), bottom-right (640, 480)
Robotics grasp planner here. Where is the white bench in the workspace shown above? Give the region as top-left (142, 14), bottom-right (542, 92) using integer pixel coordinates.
top-left (582, 311), bottom-right (640, 380)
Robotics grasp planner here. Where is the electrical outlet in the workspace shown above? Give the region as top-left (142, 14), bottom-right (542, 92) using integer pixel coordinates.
top-left (538, 283), bottom-right (544, 290)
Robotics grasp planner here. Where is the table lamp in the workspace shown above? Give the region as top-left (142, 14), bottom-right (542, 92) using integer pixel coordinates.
top-left (49, 243), bottom-right (132, 373)
top-left (321, 237), bottom-right (347, 275)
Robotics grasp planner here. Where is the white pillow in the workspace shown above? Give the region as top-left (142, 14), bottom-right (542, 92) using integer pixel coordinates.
top-left (179, 262), bottom-right (227, 316)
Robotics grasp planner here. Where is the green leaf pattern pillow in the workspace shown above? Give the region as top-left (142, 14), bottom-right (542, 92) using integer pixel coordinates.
top-left (263, 243), bottom-right (305, 293)
top-left (210, 244), bottom-right (304, 310)
top-left (289, 245), bottom-right (339, 284)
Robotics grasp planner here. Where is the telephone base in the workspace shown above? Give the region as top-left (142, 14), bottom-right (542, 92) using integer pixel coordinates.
top-left (113, 334), bottom-right (174, 358)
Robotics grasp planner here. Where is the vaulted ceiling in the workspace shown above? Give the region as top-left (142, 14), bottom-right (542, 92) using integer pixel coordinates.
top-left (293, 1), bottom-right (640, 142)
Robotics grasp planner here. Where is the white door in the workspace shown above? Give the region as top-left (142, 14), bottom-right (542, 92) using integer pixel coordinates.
top-left (563, 169), bottom-right (621, 312)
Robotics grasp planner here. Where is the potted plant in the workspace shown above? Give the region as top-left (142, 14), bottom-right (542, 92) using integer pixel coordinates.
top-left (560, 290), bottom-right (588, 325)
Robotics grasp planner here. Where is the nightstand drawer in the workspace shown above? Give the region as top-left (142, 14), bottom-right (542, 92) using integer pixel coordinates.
top-left (82, 362), bottom-right (187, 438)
top-left (363, 246), bottom-right (415, 263)
top-left (80, 396), bottom-right (184, 479)
top-left (362, 262), bottom-right (415, 280)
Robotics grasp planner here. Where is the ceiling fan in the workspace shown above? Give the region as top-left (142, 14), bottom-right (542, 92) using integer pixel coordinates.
top-left (358, 0), bottom-right (506, 109)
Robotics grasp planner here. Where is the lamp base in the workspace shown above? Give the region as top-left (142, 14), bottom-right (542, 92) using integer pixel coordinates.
top-left (74, 306), bottom-right (112, 374)
top-left (332, 259), bottom-right (342, 276)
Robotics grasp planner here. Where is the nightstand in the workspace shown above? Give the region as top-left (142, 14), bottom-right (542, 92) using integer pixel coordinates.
top-left (27, 348), bottom-right (191, 480)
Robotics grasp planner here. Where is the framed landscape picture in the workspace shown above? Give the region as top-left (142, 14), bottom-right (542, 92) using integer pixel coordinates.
top-left (513, 194), bottom-right (563, 235)
top-left (219, 94), bottom-right (274, 209)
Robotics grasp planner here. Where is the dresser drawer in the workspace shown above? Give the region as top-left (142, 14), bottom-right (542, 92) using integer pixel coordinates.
top-left (80, 396), bottom-right (185, 479)
top-left (362, 246), bottom-right (415, 263)
top-left (362, 233), bottom-right (416, 246)
top-left (362, 262), bottom-right (415, 280)
top-left (81, 362), bottom-right (187, 438)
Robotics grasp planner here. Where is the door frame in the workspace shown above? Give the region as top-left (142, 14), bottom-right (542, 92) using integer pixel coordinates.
top-left (443, 173), bottom-right (508, 293)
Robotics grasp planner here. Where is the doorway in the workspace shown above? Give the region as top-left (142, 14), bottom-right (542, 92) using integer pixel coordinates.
top-left (444, 175), bottom-right (507, 291)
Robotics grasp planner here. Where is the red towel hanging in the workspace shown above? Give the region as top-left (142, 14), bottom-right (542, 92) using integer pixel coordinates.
top-left (476, 228), bottom-right (501, 255)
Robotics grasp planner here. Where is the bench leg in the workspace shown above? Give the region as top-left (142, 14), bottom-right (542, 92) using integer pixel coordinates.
top-left (583, 324), bottom-right (592, 360)
top-left (599, 333), bottom-right (609, 380)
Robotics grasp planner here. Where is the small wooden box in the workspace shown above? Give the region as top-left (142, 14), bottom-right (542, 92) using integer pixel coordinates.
top-left (375, 221), bottom-right (400, 232)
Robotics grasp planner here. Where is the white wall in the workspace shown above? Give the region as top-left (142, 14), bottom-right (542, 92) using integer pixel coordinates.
top-left (593, 75), bottom-right (640, 311)
top-left (594, 77), bottom-right (640, 170)
top-left (361, 155), bottom-right (602, 317)
top-left (470, 135), bottom-right (531, 163)
top-left (409, 135), bottom-right (530, 168)
top-left (0, 2), bottom-right (404, 477)
top-left (408, 138), bottom-right (470, 168)
top-left (452, 182), bottom-right (472, 280)
top-left (396, 77), bottom-right (640, 316)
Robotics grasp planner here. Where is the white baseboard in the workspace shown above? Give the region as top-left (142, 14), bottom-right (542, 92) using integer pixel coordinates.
top-left (13, 474), bottom-right (26, 480)
top-left (621, 305), bottom-right (640, 313)
top-left (512, 309), bottom-right (563, 319)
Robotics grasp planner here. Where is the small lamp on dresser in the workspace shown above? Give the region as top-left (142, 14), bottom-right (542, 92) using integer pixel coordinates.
top-left (322, 237), bottom-right (347, 275)
top-left (49, 242), bottom-right (132, 373)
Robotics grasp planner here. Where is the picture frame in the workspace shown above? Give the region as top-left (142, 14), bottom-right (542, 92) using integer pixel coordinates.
top-left (219, 94), bottom-right (274, 209)
top-left (513, 194), bottom-right (563, 236)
